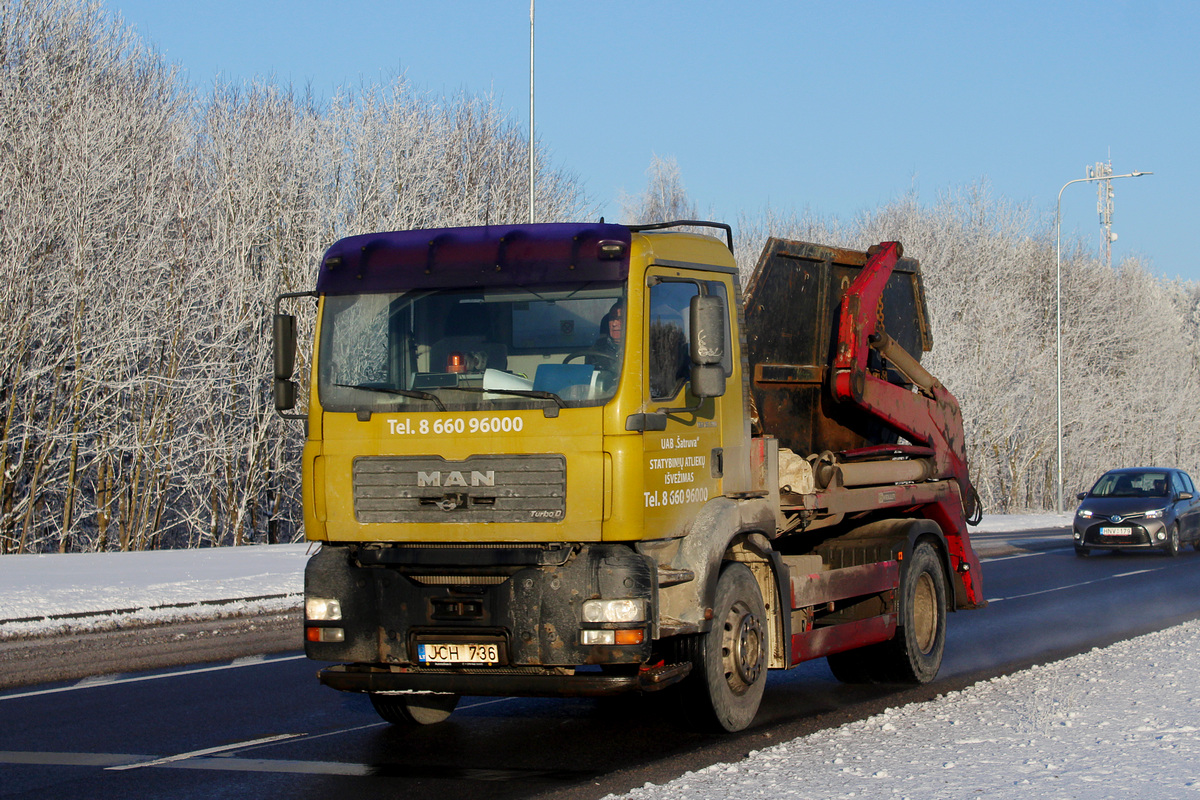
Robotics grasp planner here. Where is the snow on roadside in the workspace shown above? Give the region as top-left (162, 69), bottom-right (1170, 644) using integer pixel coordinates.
top-left (972, 513), bottom-right (1070, 533)
top-left (0, 543), bottom-right (308, 640)
top-left (608, 620), bottom-right (1200, 800)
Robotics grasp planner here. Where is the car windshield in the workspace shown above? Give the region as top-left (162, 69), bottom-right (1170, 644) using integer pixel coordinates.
top-left (318, 282), bottom-right (626, 413)
top-left (1089, 471), bottom-right (1172, 498)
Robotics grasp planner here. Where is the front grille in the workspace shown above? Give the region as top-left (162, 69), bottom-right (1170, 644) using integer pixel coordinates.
top-left (354, 454), bottom-right (566, 523)
top-left (408, 575), bottom-right (509, 586)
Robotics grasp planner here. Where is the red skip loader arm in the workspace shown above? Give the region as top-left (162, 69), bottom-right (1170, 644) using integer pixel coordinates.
top-left (831, 241), bottom-right (984, 607)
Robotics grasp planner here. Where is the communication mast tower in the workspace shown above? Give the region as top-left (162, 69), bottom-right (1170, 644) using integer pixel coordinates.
top-left (1088, 160), bottom-right (1116, 269)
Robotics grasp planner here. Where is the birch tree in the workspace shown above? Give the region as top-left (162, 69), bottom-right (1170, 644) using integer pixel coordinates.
top-left (0, 0), bottom-right (591, 553)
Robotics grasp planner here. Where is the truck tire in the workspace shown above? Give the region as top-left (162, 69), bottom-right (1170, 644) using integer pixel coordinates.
top-left (369, 692), bottom-right (459, 725)
top-left (877, 541), bottom-right (947, 683)
top-left (681, 562), bottom-right (768, 732)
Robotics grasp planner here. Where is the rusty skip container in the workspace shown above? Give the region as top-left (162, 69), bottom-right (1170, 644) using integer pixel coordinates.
top-left (743, 238), bottom-right (932, 456)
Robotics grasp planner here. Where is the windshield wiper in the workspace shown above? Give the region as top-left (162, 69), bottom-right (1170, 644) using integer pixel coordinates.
top-left (334, 383), bottom-right (447, 411)
top-left (455, 386), bottom-right (567, 408)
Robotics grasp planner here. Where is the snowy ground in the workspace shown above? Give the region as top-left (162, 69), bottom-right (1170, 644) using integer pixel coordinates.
top-left (609, 621), bottom-right (1200, 799)
top-left (0, 541), bottom-right (309, 639)
top-left (4, 515), bottom-right (1198, 797)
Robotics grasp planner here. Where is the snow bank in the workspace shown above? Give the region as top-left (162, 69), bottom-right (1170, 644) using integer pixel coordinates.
top-left (608, 620), bottom-right (1200, 799)
top-left (0, 543), bottom-right (308, 639)
top-left (972, 513), bottom-right (1070, 533)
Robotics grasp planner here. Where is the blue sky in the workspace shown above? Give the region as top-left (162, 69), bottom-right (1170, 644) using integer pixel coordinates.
top-left (110, 0), bottom-right (1198, 282)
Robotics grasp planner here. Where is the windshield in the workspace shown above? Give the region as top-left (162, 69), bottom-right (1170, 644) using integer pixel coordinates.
top-left (318, 283), bottom-right (626, 413)
top-left (1089, 471), bottom-right (1171, 498)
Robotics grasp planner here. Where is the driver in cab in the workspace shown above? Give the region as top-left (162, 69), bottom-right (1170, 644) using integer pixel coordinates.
top-left (597, 301), bottom-right (622, 357)
top-left (584, 301), bottom-right (623, 388)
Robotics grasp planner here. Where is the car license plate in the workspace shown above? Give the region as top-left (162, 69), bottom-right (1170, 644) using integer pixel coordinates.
top-left (417, 642), bottom-right (500, 664)
top-left (1100, 527), bottom-right (1132, 536)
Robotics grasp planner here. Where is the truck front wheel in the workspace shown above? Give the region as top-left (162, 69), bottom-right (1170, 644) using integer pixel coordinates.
top-left (369, 692), bottom-right (460, 725)
top-left (683, 562), bottom-right (768, 732)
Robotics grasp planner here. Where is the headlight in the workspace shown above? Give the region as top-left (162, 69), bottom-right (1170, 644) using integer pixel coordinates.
top-left (582, 598), bottom-right (646, 623)
top-left (1077, 509), bottom-right (1093, 519)
top-left (1145, 509), bottom-right (1165, 519)
top-left (306, 596), bottom-right (342, 621)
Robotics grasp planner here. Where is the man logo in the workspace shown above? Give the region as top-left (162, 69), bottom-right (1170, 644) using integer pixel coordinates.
top-left (417, 470), bottom-right (496, 488)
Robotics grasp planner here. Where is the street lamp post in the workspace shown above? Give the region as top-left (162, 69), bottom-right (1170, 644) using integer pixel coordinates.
top-left (1054, 170), bottom-right (1152, 514)
top-left (529, 0), bottom-right (535, 223)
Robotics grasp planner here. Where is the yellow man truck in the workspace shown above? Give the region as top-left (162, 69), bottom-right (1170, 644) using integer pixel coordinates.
top-left (274, 221), bottom-right (984, 732)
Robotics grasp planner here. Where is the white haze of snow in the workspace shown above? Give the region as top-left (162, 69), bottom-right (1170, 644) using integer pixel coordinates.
top-left (5, 514), bottom-right (1198, 797)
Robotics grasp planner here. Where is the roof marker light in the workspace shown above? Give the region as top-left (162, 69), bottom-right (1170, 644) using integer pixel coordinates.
top-left (598, 240), bottom-right (626, 260)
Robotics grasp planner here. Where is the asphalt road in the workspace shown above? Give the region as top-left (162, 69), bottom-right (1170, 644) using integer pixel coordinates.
top-left (4, 528), bottom-right (1200, 800)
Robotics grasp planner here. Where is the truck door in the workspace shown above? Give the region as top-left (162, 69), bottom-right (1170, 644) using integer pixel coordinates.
top-left (640, 271), bottom-right (729, 537)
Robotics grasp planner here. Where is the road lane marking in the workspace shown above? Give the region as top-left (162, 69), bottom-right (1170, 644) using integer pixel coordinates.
top-left (1, 749), bottom-right (595, 780)
top-left (106, 733), bottom-right (306, 770)
top-left (0, 751), bottom-right (146, 767)
top-left (165, 756), bottom-right (372, 775)
top-left (461, 696), bottom-right (516, 710)
top-left (987, 564), bottom-right (1170, 603)
top-left (162, 757), bottom-right (593, 780)
top-left (983, 547), bottom-right (1074, 562)
top-left (0, 654), bottom-right (307, 702)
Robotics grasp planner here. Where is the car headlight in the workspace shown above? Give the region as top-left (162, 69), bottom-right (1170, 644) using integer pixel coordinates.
top-left (1077, 509), bottom-right (1093, 519)
top-left (306, 596), bottom-right (342, 621)
top-left (582, 598), bottom-right (646, 623)
top-left (1145, 509), bottom-right (1165, 519)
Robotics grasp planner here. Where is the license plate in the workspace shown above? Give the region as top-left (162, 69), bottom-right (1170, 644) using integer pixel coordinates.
top-left (417, 642), bottom-right (500, 664)
top-left (1100, 527), bottom-right (1133, 536)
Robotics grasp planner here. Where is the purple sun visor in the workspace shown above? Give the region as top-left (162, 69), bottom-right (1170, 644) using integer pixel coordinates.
top-left (315, 222), bottom-right (632, 295)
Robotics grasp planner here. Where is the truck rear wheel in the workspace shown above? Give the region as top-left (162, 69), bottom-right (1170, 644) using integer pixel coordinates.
top-left (828, 541), bottom-right (947, 684)
top-left (881, 541), bottom-right (946, 683)
top-left (682, 562), bottom-right (768, 732)
top-left (369, 692), bottom-right (459, 725)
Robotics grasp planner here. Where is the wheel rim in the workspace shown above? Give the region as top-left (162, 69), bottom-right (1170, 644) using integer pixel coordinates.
top-left (721, 600), bottom-right (764, 693)
top-left (911, 571), bottom-right (938, 654)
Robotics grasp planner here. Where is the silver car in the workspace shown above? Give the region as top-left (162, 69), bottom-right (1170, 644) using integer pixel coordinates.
top-left (1073, 468), bottom-right (1200, 557)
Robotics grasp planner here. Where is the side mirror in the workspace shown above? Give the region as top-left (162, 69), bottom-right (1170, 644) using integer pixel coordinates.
top-left (273, 313), bottom-right (297, 412)
top-left (689, 294), bottom-right (726, 399)
top-left (1178, 492), bottom-right (1193, 501)
top-left (1075, 492), bottom-right (1087, 501)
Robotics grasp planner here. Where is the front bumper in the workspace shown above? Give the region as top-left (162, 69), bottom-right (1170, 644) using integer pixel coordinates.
top-left (1074, 519), bottom-right (1167, 549)
top-left (317, 661), bottom-right (691, 697)
top-left (304, 542), bottom-right (658, 686)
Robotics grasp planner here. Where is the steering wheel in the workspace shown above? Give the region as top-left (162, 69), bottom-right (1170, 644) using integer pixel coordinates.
top-left (563, 350), bottom-right (619, 371)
